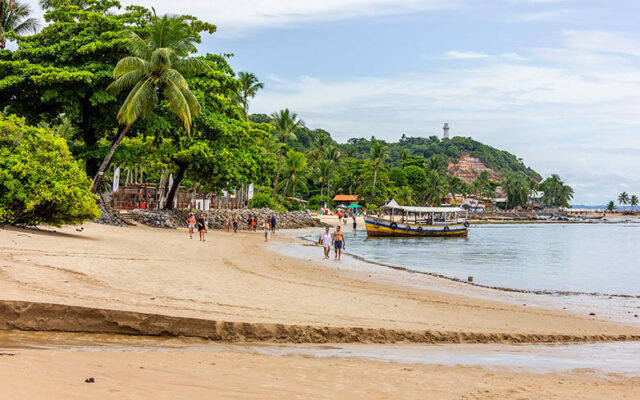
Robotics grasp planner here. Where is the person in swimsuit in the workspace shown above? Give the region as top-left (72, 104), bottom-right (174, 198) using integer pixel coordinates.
top-left (251, 217), bottom-right (257, 232)
top-left (232, 215), bottom-right (239, 233)
top-left (263, 220), bottom-right (270, 241)
top-left (319, 227), bottom-right (332, 259)
top-left (197, 213), bottom-right (207, 241)
top-left (187, 213), bottom-right (196, 239)
top-left (224, 217), bottom-right (230, 232)
top-left (333, 225), bottom-right (345, 260)
top-left (270, 215), bottom-right (277, 233)
top-left (352, 215), bottom-right (357, 231)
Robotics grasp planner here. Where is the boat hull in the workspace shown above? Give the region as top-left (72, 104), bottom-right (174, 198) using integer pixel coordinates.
top-left (364, 216), bottom-right (468, 238)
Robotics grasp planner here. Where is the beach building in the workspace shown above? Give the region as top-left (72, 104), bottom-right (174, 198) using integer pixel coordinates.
top-left (333, 194), bottom-right (361, 207)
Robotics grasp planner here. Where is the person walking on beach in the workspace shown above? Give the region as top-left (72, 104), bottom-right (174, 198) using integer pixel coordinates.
top-left (352, 215), bottom-right (357, 232)
top-left (232, 215), bottom-right (239, 233)
top-left (333, 226), bottom-right (345, 260)
top-left (319, 227), bottom-right (332, 259)
top-left (251, 217), bottom-right (257, 232)
top-left (224, 216), bottom-right (230, 232)
top-left (197, 213), bottom-right (208, 242)
top-left (247, 216), bottom-right (252, 230)
top-left (270, 215), bottom-right (277, 233)
top-left (263, 220), bottom-right (270, 241)
top-left (187, 212), bottom-right (196, 239)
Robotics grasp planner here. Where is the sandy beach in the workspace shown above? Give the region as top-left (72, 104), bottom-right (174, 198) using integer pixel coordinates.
top-left (1, 222), bottom-right (640, 398)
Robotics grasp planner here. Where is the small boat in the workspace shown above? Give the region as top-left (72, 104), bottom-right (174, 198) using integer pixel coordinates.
top-left (364, 199), bottom-right (469, 238)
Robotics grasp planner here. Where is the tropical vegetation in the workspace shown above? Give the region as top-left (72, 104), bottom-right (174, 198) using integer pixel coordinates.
top-left (0, 0), bottom-right (581, 227)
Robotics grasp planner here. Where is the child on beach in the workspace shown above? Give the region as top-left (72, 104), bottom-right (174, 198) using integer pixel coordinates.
top-left (187, 213), bottom-right (196, 239)
top-left (252, 217), bottom-right (257, 232)
top-left (263, 220), bottom-right (270, 241)
top-left (319, 227), bottom-right (332, 259)
top-left (197, 213), bottom-right (207, 242)
top-left (333, 226), bottom-right (345, 260)
top-left (233, 215), bottom-right (239, 233)
top-left (224, 217), bottom-right (230, 232)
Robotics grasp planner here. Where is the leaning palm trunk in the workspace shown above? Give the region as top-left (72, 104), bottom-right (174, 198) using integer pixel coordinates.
top-left (279, 180), bottom-right (290, 207)
top-left (371, 168), bottom-right (378, 205)
top-left (273, 150), bottom-right (283, 198)
top-left (90, 121), bottom-right (135, 193)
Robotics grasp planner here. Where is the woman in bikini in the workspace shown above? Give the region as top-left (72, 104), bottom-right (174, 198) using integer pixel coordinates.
top-left (187, 213), bottom-right (196, 239)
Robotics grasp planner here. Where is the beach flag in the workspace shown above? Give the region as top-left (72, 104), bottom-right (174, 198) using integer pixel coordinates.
top-left (112, 167), bottom-right (120, 193)
top-left (247, 183), bottom-right (255, 199)
top-left (168, 174), bottom-right (173, 192)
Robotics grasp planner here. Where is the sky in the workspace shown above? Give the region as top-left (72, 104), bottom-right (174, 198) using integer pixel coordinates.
top-left (21, 0), bottom-right (640, 204)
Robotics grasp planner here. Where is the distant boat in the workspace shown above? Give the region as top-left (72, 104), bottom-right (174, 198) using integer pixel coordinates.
top-left (364, 199), bottom-right (469, 238)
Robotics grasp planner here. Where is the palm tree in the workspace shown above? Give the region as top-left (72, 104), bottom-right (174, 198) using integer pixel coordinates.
top-left (278, 150), bottom-right (308, 206)
top-left (237, 71), bottom-right (263, 116)
top-left (271, 109), bottom-right (304, 197)
top-left (606, 200), bottom-right (616, 213)
top-left (418, 171), bottom-right (448, 206)
top-left (313, 159), bottom-right (335, 205)
top-left (368, 141), bottom-right (389, 205)
top-left (447, 176), bottom-right (465, 204)
top-left (426, 155), bottom-right (445, 173)
top-left (1, 0), bottom-right (39, 49)
top-left (40, 0), bottom-right (90, 9)
top-left (90, 14), bottom-right (211, 193)
top-left (630, 195), bottom-right (639, 210)
top-left (398, 148), bottom-right (410, 167)
top-left (618, 192), bottom-right (630, 207)
top-left (323, 145), bottom-right (340, 164)
top-left (396, 186), bottom-right (415, 206)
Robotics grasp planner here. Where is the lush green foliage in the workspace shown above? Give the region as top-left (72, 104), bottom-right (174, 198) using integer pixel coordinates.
top-left (249, 193), bottom-right (277, 209)
top-left (0, 115), bottom-right (99, 226)
top-left (540, 174), bottom-right (573, 207)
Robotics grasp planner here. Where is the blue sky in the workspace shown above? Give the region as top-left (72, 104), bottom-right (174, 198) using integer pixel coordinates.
top-left (22, 0), bottom-right (640, 204)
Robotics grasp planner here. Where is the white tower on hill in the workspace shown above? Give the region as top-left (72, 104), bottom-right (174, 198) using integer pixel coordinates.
top-left (443, 123), bottom-right (450, 139)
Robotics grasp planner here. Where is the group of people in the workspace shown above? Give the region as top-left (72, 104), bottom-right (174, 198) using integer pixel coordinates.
top-left (188, 212), bottom-right (278, 242)
top-left (186, 212), bottom-right (209, 241)
top-left (336, 212), bottom-right (358, 231)
top-left (319, 226), bottom-right (346, 260)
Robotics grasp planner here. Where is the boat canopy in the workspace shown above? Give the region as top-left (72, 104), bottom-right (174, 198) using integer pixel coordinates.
top-left (382, 199), bottom-right (464, 213)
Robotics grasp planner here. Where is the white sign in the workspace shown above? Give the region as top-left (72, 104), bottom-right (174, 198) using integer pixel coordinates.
top-left (168, 174), bottom-right (173, 192)
top-left (247, 183), bottom-right (254, 199)
top-left (112, 167), bottom-right (120, 193)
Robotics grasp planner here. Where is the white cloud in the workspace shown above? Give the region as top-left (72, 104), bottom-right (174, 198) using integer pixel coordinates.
top-left (563, 30), bottom-right (640, 57)
top-left (252, 34), bottom-right (640, 203)
top-left (443, 51), bottom-right (491, 59)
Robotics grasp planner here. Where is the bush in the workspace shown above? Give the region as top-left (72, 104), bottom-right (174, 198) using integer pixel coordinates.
top-left (249, 193), bottom-right (278, 209)
top-left (0, 115), bottom-right (100, 226)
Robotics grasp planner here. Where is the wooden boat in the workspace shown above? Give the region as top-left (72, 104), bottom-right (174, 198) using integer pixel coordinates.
top-left (364, 200), bottom-right (469, 238)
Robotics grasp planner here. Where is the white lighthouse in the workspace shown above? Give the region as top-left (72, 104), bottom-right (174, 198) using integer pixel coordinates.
top-left (443, 123), bottom-right (450, 139)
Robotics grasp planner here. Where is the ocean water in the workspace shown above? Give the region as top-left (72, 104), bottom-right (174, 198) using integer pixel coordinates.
top-left (311, 222), bottom-right (640, 296)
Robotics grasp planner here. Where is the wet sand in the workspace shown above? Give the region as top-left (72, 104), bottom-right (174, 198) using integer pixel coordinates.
top-left (2, 222), bottom-right (640, 399)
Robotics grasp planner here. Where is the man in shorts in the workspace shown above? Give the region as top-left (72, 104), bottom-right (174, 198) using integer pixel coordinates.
top-left (333, 226), bottom-right (346, 260)
top-left (232, 215), bottom-right (239, 233)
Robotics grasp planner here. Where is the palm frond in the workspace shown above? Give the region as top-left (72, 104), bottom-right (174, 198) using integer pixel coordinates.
top-left (126, 31), bottom-right (152, 60)
top-left (173, 57), bottom-right (212, 76)
top-left (112, 56), bottom-right (148, 78)
top-left (116, 77), bottom-right (154, 125)
top-left (163, 80), bottom-right (192, 133)
top-left (150, 47), bottom-right (174, 71)
top-left (160, 68), bottom-right (188, 89)
top-left (178, 86), bottom-right (201, 117)
top-left (107, 69), bottom-right (145, 94)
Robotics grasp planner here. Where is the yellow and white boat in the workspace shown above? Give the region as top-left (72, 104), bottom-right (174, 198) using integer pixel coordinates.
top-left (364, 200), bottom-right (469, 238)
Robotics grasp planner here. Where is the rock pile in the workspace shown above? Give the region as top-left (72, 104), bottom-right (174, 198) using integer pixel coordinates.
top-left (94, 205), bottom-right (131, 227)
top-left (128, 208), bottom-right (325, 230)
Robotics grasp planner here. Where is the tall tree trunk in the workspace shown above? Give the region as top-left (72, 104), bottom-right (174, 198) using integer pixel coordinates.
top-left (80, 97), bottom-right (99, 177)
top-left (279, 181), bottom-right (290, 207)
top-left (371, 168), bottom-right (378, 205)
top-left (90, 121), bottom-right (135, 193)
top-left (320, 182), bottom-right (324, 205)
top-left (164, 164), bottom-right (186, 210)
top-left (273, 149), bottom-right (283, 198)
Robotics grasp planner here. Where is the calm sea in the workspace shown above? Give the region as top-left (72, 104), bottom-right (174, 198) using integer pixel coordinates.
top-left (314, 221), bottom-right (640, 296)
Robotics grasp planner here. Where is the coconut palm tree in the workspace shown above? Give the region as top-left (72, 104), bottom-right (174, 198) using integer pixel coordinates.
top-left (271, 109), bottom-right (304, 197)
top-left (606, 200), bottom-right (616, 212)
top-left (313, 159), bottom-right (335, 205)
top-left (90, 14), bottom-right (211, 193)
top-left (396, 186), bottom-right (415, 206)
top-left (618, 192), bottom-right (630, 207)
top-left (418, 171), bottom-right (448, 206)
top-left (1, 0), bottom-right (39, 49)
top-left (630, 195), bottom-right (639, 210)
top-left (368, 141), bottom-right (389, 205)
top-left (447, 176), bottom-right (466, 204)
top-left (398, 148), bottom-right (410, 167)
top-left (278, 150), bottom-right (308, 206)
top-left (237, 71), bottom-right (263, 116)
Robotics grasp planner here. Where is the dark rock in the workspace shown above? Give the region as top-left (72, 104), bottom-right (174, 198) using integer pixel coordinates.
top-left (84, 377), bottom-right (95, 383)
top-left (93, 205), bottom-right (131, 227)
